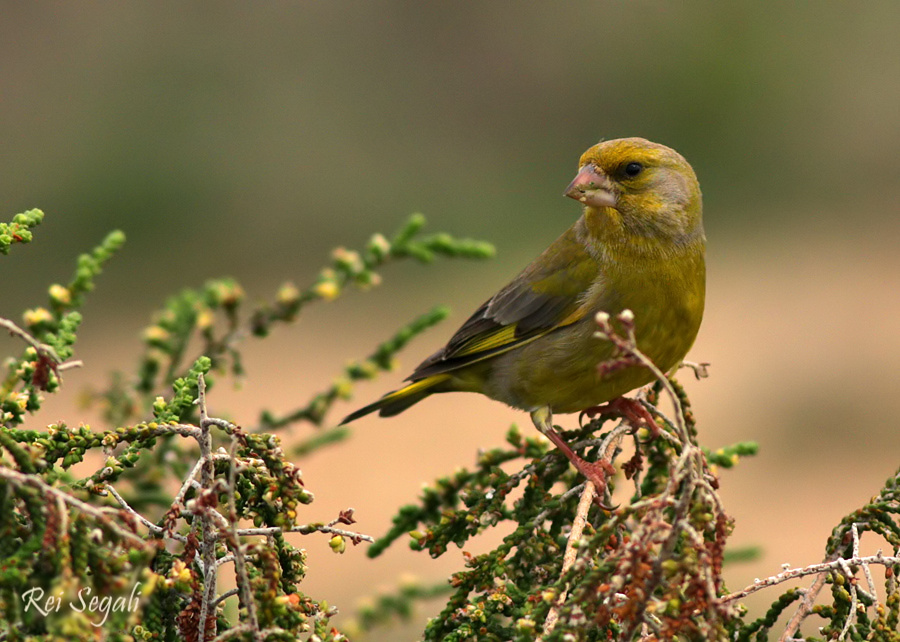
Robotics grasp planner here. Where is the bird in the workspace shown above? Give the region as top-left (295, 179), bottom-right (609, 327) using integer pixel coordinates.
top-left (341, 137), bottom-right (705, 493)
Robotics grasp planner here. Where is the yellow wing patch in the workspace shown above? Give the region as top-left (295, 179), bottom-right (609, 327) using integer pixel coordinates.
top-left (453, 324), bottom-right (518, 356)
top-left (452, 303), bottom-right (590, 359)
top-left (384, 374), bottom-right (451, 402)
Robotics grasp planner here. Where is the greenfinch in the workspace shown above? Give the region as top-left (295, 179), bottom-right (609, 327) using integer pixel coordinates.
top-left (342, 137), bottom-right (705, 490)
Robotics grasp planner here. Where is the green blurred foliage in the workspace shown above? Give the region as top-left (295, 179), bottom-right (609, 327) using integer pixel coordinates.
top-left (3, 2), bottom-right (899, 313)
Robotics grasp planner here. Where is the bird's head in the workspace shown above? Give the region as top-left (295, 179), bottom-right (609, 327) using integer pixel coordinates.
top-left (565, 137), bottom-right (703, 241)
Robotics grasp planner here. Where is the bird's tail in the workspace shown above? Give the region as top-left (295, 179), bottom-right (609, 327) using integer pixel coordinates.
top-left (340, 374), bottom-right (451, 425)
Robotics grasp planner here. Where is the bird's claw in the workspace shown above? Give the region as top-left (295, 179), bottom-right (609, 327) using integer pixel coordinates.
top-left (583, 397), bottom-right (661, 440)
top-left (574, 459), bottom-right (617, 510)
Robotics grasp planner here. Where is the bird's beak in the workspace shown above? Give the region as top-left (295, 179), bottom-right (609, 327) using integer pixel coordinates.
top-left (564, 165), bottom-right (617, 209)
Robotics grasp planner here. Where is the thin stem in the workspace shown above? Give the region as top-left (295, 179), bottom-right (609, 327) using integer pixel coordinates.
top-left (197, 373), bottom-right (217, 641)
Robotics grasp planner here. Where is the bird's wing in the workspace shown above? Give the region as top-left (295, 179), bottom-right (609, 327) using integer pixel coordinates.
top-left (409, 223), bottom-right (602, 380)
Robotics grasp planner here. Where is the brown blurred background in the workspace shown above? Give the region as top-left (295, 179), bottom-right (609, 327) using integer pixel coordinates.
top-left (4, 2), bottom-right (900, 638)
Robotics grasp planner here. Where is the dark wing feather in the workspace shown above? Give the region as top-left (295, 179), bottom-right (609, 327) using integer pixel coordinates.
top-left (409, 222), bottom-right (601, 380)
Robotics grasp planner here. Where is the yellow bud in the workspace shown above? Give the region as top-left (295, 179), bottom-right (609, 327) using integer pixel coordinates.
top-left (314, 281), bottom-right (340, 301)
top-left (220, 282), bottom-right (245, 306)
top-left (196, 308), bottom-right (214, 330)
top-left (329, 535), bottom-right (346, 554)
top-left (169, 560), bottom-right (192, 584)
top-left (48, 284), bottom-right (71, 305)
top-left (14, 392), bottom-right (29, 410)
top-left (333, 376), bottom-right (353, 400)
top-left (143, 326), bottom-right (171, 343)
top-left (367, 233), bottom-right (391, 257)
top-left (516, 618), bottom-right (536, 632)
top-left (332, 247), bottom-right (365, 273)
top-left (277, 282), bottom-right (300, 305)
top-left (23, 307), bottom-right (53, 327)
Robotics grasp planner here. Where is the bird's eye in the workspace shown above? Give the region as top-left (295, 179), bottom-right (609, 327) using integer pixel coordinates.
top-left (624, 162), bottom-right (643, 178)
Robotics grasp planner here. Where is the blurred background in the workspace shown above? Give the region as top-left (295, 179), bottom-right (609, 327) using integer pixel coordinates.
top-left (3, 2), bottom-right (900, 638)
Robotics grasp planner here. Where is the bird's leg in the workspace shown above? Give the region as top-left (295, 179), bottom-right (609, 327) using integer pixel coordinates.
top-left (530, 407), bottom-right (615, 507)
top-left (581, 397), bottom-right (660, 438)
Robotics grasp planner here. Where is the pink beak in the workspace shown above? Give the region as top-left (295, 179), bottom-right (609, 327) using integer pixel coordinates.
top-left (564, 165), bottom-right (617, 209)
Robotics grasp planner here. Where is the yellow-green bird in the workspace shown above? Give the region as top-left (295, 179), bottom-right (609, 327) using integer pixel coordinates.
top-left (342, 137), bottom-right (705, 490)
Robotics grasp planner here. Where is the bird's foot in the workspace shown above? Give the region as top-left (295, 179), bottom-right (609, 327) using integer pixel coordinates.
top-left (531, 408), bottom-right (618, 510)
top-left (540, 428), bottom-right (616, 508)
top-left (571, 457), bottom-right (617, 510)
top-left (581, 397), bottom-right (661, 439)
